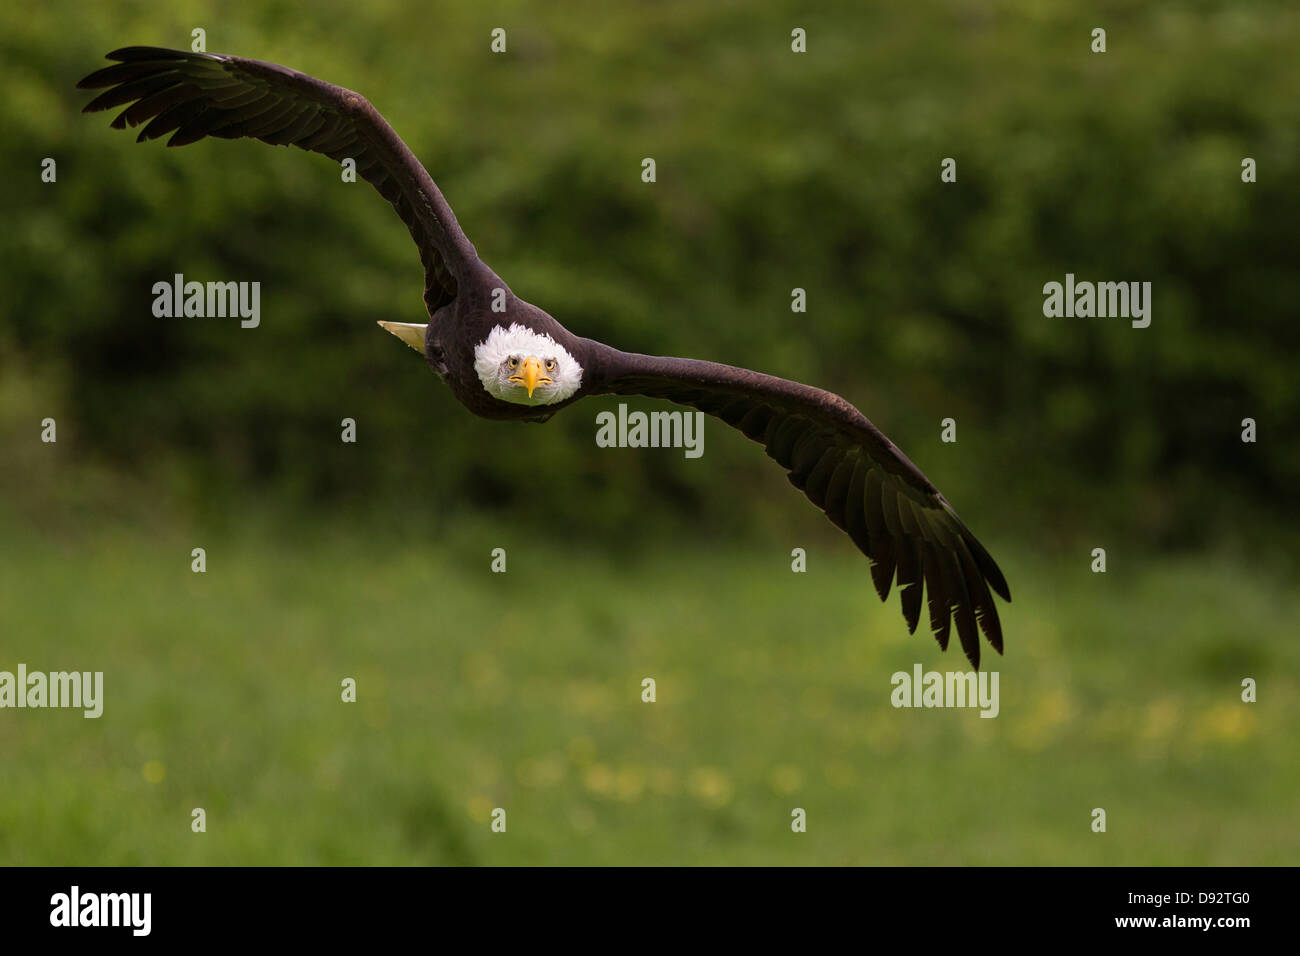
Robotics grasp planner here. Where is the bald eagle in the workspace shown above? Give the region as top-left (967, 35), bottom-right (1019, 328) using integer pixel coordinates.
top-left (78, 47), bottom-right (1011, 666)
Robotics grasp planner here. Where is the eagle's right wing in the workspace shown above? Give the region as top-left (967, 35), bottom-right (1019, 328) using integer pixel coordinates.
top-left (79, 46), bottom-right (477, 316)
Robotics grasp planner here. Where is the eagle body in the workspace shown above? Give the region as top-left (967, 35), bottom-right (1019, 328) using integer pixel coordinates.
top-left (424, 269), bottom-right (556, 421)
top-left (80, 47), bottom-right (1012, 666)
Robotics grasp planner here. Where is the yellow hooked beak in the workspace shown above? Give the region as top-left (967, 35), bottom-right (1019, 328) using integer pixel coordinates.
top-left (509, 356), bottom-right (552, 397)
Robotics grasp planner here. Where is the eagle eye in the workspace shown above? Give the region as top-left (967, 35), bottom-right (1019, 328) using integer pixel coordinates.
top-left (545, 358), bottom-right (557, 372)
top-left (507, 356), bottom-right (519, 369)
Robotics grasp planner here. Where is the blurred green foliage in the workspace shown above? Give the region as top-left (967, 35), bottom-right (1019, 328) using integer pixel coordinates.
top-left (2, 0), bottom-right (1297, 553)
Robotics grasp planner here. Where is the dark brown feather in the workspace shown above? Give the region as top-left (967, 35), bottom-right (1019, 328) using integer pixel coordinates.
top-left (78, 45), bottom-right (478, 316)
top-left (592, 348), bottom-right (1010, 662)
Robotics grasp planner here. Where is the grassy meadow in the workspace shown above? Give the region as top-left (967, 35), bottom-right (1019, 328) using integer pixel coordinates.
top-left (1, 514), bottom-right (1294, 865)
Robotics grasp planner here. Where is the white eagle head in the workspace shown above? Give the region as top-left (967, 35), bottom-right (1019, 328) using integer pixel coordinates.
top-left (473, 323), bottom-right (583, 406)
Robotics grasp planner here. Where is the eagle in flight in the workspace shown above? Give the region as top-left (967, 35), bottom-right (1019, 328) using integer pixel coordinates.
top-left (79, 47), bottom-right (1011, 667)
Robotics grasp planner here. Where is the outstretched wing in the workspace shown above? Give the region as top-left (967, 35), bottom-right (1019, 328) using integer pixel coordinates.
top-left (589, 348), bottom-right (1010, 667)
top-left (78, 46), bottom-right (476, 315)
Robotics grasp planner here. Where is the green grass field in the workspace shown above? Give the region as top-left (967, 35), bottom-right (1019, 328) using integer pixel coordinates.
top-left (1, 516), bottom-right (1294, 865)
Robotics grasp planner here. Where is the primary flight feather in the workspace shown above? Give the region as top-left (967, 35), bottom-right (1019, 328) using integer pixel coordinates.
top-left (79, 46), bottom-right (1011, 667)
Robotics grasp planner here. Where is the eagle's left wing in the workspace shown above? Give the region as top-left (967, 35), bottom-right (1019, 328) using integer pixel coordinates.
top-left (586, 345), bottom-right (1010, 667)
